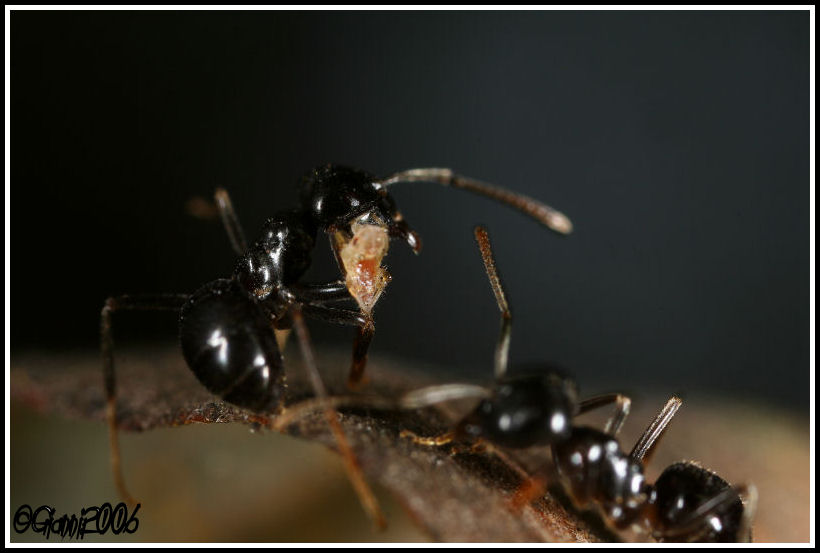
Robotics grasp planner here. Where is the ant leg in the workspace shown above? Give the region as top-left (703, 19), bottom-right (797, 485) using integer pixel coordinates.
top-left (273, 383), bottom-right (488, 436)
top-left (399, 430), bottom-right (456, 447)
top-left (349, 318), bottom-right (375, 389)
top-left (213, 188), bottom-right (248, 255)
top-left (294, 303), bottom-right (376, 390)
top-left (577, 393), bottom-right (632, 436)
top-left (269, 288), bottom-right (356, 352)
top-left (289, 306), bottom-right (387, 529)
top-left (473, 226), bottom-right (512, 379)
top-left (100, 294), bottom-right (189, 504)
top-left (736, 483), bottom-right (759, 542)
top-left (299, 303), bottom-right (368, 327)
top-left (289, 281), bottom-right (352, 303)
top-left (297, 303), bottom-right (374, 388)
top-left (377, 168), bottom-right (574, 235)
top-left (628, 395), bottom-right (683, 466)
top-left (397, 384), bottom-right (490, 448)
top-left (508, 472), bottom-right (550, 511)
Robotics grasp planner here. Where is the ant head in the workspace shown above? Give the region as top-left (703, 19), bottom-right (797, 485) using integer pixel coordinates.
top-left (456, 370), bottom-right (579, 449)
top-left (300, 164), bottom-right (421, 253)
top-left (651, 461), bottom-right (747, 542)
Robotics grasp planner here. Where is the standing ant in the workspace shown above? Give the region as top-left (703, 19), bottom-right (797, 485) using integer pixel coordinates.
top-left (100, 164), bottom-right (573, 529)
top-left (191, 164), bottom-right (573, 388)
top-left (278, 226), bottom-right (758, 542)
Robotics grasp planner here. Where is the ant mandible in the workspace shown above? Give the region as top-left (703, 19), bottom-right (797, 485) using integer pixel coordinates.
top-left (100, 165), bottom-right (572, 529)
top-left (278, 226), bottom-right (758, 542)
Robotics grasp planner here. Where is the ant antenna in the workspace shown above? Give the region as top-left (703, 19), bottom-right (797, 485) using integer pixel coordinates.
top-left (377, 168), bottom-right (574, 235)
top-left (474, 226), bottom-right (512, 379)
top-left (629, 395), bottom-right (682, 465)
top-left (399, 383), bottom-right (491, 409)
top-left (214, 188), bottom-right (248, 254)
top-left (273, 384), bottom-right (491, 432)
top-left (289, 307), bottom-right (387, 530)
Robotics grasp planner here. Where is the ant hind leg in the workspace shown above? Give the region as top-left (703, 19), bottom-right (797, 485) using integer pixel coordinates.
top-left (100, 293), bottom-right (189, 504)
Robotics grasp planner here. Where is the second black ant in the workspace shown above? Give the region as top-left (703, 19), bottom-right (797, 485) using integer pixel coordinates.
top-left (412, 227), bottom-right (758, 542)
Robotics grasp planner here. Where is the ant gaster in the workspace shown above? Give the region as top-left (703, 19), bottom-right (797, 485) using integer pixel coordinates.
top-left (280, 226), bottom-right (758, 542)
top-left (100, 165), bottom-right (573, 529)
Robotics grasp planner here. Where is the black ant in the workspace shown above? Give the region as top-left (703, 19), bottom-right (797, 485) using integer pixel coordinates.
top-left (421, 227), bottom-right (758, 542)
top-left (100, 164), bottom-right (572, 529)
top-left (190, 164), bottom-right (572, 388)
top-left (277, 226), bottom-right (758, 542)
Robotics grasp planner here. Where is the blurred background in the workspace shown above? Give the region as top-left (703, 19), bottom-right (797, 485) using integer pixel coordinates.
top-left (10, 9), bottom-right (810, 542)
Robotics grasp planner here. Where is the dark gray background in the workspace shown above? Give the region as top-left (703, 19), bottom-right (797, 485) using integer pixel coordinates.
top-left (11, 11), bottom-right (809, 409)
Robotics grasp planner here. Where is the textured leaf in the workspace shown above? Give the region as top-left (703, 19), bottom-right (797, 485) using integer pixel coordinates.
top-left (9, 346), bottom-right (810, 542)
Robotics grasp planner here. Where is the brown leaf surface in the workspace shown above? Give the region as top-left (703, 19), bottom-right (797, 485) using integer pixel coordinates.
top-left (10, 346), bottom-right (810, 542)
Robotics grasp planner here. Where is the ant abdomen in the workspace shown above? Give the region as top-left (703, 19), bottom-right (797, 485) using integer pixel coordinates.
top-left (178, 278), bottom-right (285, 412)
top-left (456, 372), bottom-right (579, 448)
top-left (652, 461), bottom-right (746, 542)
top-left (552, 427), bottom-right (648, 528)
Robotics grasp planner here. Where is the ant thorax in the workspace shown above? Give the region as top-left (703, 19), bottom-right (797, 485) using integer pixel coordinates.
top-left (333, 212), bottom-right (392, 315)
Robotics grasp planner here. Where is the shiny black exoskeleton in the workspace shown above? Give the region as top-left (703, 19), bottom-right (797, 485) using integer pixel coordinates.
top-left (300, 165), bottom-right (419, 250)
top-left (430, 372), bottom-right (750, 542)
top-left (178, 278), bottom-right (285, 412)
top-left (651, 461), bottom-right (746, 542)
top-left (396, 226), bottom-right (754, 542)
top-left (455, 370), bottom-right (579, 448)
top-left (551, 425), bottom-right (750, 542)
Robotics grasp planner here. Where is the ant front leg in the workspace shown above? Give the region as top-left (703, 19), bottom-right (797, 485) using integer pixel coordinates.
top-left (396, 383), bottom-right (490, 452)
top-left (100, 293), bottom-right (189, 504)
top-left (349, 319), bottom-right (375, 389)
top-left (273, 282), bottom-right (354, 352)
top-left (295, 302), bottom-right (375, 389)
top-left (577, 393), bottom-right (632, 436)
